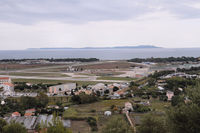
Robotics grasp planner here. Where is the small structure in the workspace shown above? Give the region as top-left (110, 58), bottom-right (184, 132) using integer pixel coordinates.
top-left (64, 107), bottom-right (69, 110)
top-left (104, 111), bottom-right (112, 116)
top-left (158, 86), bottom-right (165, 91)
top-left (12, 112), bottom-right (21, 117)
top-left (1, 100), bottom-right (5, 105)
top-left (166, 91), bottom-right (174, 101)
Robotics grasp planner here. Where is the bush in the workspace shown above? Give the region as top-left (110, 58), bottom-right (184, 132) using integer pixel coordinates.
top-left (87, 117), bottom-right (98, 131)
top-left (134, 104), bottom-right (151, 113)
top-left (71, 93), bottom-right (98, 104)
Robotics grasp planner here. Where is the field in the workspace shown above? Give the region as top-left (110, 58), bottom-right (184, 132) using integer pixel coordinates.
top-left (63, 99), bottom-right (131, 133)
top-left (62, 97), bottom-right (170, 133)
top-left (0, 63), bottom-right (60, 70)
top-left (12, 78), bottom-right (113, 86)
top-left (0, 72), bottom-right (69, 77)
top-left (73, 61), bottom-right (140, 69)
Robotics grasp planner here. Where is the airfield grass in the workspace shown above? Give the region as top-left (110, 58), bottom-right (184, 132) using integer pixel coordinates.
top-left (97, 76), bottom-right (136, 81)
top-left (12, 78), bottom-right (113, 86)
top-left (0, 72), bottom-right (69, 77)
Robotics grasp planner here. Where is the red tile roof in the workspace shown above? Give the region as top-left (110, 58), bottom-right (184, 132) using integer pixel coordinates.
top-left (12, 112), bottom-right (21, 116)
top-left (24, 113), bottom-right (34, 116)
top-left (26, 108), bottom-right (36, 112)
top-left (0, 77), bottom-right (9, 80)
top-left (3, 82), bottom-right (14, 87)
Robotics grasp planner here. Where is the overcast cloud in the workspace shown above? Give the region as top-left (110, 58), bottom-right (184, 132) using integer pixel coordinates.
top-left (0, 0), bottom-right (200, 49)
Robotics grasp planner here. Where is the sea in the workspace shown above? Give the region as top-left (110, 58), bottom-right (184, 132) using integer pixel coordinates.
top-left (0, 48), bottom-right (200, 60)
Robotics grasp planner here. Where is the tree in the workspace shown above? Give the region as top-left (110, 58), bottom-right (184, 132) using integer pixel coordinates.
top-left (3, 122), bottom-right (27, 133)
top-left (47, 114), bottom-right (72, 133)
top-left (20, 96), bottom-right (37, 109)
top-left (171, 95), bottom-right (184, 106)
top-left (113, 86), bottom-right (119, 92)
top-left (0, 118), bottom-right (7, 133)
top-left (104, 90), bottom-right (110, 94)
top-left (167, 84), bottom-right (200, 133)
top-left (37, 92), bottom-right (49, 108)
top-left (102, 115), bottom-right (133, 133)
top-left (138, 114), bottom-right (167, 133)
top-left (167, 103), bottom-right (200, 133)
top-left (71, 93), bottom-right (97, 104)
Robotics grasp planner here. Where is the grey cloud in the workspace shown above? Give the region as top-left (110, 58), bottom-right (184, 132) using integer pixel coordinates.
top-left (0, 0), bottom-right (199, 24)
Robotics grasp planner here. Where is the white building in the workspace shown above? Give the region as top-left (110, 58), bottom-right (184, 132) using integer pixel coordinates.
top-left (49, 83), bottom-right (76, 95)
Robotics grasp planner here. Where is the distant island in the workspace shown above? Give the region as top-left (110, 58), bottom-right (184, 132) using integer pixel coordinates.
top-left (27, 45), bottom-right (162, 50)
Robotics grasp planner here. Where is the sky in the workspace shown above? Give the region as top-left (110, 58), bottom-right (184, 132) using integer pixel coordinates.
top-left (0, 0), bottom-right (200, 50)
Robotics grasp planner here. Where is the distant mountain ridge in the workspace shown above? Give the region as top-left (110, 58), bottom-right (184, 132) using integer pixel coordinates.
top-left (27, 45), bottom-right (161, 50)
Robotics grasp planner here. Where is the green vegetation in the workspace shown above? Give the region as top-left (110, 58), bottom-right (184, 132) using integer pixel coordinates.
top-left (63, 108), bottom-right (79, 119)
top-left (0, 119), bottom-right (7, 133)
top-left (0, 58), bottom-right (99, 62)
top-left (102, 115), bottom-right (133, 133)
top-left (138, 113), bottom-right (167, 133)
top-left (71, 93), bottom-right (98, 104)
top-left (2, 122), bottom-right (27, 133)
top-left (12, 78), bottom-right (108, 86)
top-left (128, 56), bottom-right (200, 63)
top-left (0, 93), bottom-right (49, 116)
top-left (47, 114), bottom-right (72, 133)
top-left (164, 77), bottom-right (198, 91)
top-left (137, 83), bottom-right (200, 133)
top-left (97, 76), bottom-right (136, 81)
top-left (177, 66), bottom-right (200, 74)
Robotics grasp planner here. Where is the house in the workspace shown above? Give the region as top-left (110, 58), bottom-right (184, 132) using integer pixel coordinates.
top-left (0, 77), bottom-right (11, 84)
top-left (12, 112), bottom-right (21, 117)
top-left (0, 82), bottom-right (14, 92)
top-left (91, 83), bottom-right (106, 95)
top-left (49, 83), bottom-right (76, 95)
top-left (24, 108), bottom-right (36, 116)
top-left (156, 80), bottom-right (166, 87)
top-left (166, 91), bottom-right (174, 101)
top-left (24, 113), bottom-right (33, 117)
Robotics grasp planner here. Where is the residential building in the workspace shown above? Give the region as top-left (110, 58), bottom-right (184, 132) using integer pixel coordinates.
top-left (25, 108), bottom-right (36, 116)
top-left (0, 82), bottom-right (14, 92)
top-left (0, 77), bottom-right (11, 84)
top-left (12, 112), bottom-right (21, 117)
top-left (166, 91), bottom-right (174, 101)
